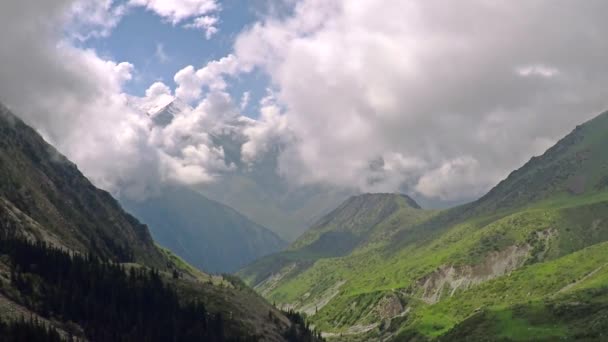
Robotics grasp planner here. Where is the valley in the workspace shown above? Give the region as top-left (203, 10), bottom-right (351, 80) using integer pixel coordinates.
top-left (239, 111), bottom-right (608, 341)
top-left (2, 1), bottom-right (608, 341)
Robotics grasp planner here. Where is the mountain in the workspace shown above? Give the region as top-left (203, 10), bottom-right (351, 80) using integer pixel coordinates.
top-left (194, 116), bottom-right (354, 242)
top-left (238, 110), bottom-right (608, 341)
top-left (0, 104), bottom-right (165, 267)
top-left (138, 98), bottom-right (352, 242)
top-left (0, 104), bottom-right (321, 341)
top-left (122, 186), bottom-right (287, 273)
top-left (147, 98), bottom-right (190, 127)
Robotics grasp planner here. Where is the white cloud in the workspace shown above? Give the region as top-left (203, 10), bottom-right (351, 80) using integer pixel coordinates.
top-left (65, 0), bottom-right (128, 41)
top-left (242, 91), bottom-right (289, 164)
top-left (234, 0), bottom-right (608, 200)
top-left (4, 0), bottom-right (608, 205)
top-left (65, 0), bottom-right (222, 41)
top-left (128, 0), bottom-right (218, 25)
top-left (240, 91), bottom-right (251, 111)
top-left (129, 81), bottom-right (175, 116)
top-left (174, 66), bottom-right (203, 102)
top-left (149, 90), bottom-right (238, 185)
top-left (516, 64), bottom-right (560, 78)
top-left (174, 54), bottom-right (240, 102)
top-left (0, 0), bottom-right (235, 200)
top-left (185, 15), bottom-right (219, 39)
top-left (415, 157), bottom-right (488, 201)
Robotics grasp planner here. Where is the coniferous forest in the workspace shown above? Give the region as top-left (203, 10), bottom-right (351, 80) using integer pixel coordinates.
top-left (0, 229), bottom-right (240, 341)
top-left (0, 317), bottom-right (62, 342)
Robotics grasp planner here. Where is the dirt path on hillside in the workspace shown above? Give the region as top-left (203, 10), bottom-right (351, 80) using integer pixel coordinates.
top-left (557, 263), bottom-right (608, 294)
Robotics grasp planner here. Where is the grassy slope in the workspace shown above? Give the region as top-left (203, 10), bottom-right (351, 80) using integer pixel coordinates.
top-left (239, 111), bottom-right (608, 340)
top-left (268, 193), bottom-right (608, 334)
top-left (430, 241), bottom-right (608, 341)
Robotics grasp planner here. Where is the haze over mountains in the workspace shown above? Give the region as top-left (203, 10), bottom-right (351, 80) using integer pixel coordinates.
top-left (131, 98), bottom-right (354, 243)
top-left (112, 98), bottom-right (352, 273)
top-left (122, 185), bottom-right (286, 273)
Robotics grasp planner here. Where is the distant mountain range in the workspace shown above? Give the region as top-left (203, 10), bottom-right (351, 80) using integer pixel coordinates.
top-left (122, 185), bottom-right (287, 273)
top-left (135, 98), bottom-right (353, 243)
top-left (115, 98), bottom-right (350, 273)
top-left (239, 110), bottom-right (608, 341)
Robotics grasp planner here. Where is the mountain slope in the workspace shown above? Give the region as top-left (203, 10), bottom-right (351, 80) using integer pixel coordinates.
top-left (122, 186), bottom-right (287, 273)
top-left (238, 193), bottom-right (436, 298)
top-left (238, 110), bottom-right (608, 341)
top-left (0, 104), bottom-right (320, 341)
top-left (462, 109), bottom-right (608, 216)
top-left (0, 104), bottom-right (164, 267)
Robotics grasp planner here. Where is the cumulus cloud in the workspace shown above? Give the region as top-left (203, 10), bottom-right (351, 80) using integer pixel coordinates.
top-left (128, 0), bottom-right (218, 24)
top-left (241, 91), bottom-right (289, 164)
top-left (174, 54), bottom-right (240, 102)
top-left (234, 0), bottom-right (608, 200)
top-left (128, 0), bottom-right (220, 38)
top-left (184, 15), bottom-right (219, 39)
top-left (0, 0), bottom-right (235, 200)
top-left (65, 0), bottom-right (128, 41)
top-left (4, 0), bottom-right (608, 205)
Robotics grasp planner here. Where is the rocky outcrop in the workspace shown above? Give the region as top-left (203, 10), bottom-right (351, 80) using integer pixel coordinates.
top-left (374, 294), bottom-right (404, 320)
top-left (416, 244), bottom-right (532, 304)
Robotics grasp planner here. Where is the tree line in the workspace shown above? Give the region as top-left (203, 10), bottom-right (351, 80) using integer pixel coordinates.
top-left (0, 316), bottom-right (62, 342)
top-left (0, 230), bottom-right (245, 341)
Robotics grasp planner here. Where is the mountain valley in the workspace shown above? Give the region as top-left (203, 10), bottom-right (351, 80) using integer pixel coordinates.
top-left (239, 110), bottom-right (608, 341)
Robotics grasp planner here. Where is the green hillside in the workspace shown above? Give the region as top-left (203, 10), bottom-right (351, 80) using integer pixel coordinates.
top-left (238, 111), bottom-right (608, 341)
top-left (0, 105), bottom-right (321, 341)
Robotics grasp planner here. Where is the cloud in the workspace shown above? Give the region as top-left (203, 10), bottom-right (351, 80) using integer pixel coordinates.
top-left (241, 91), bottom-right (289, 164)
top-left (149, 91), bottom-right (238, 184)
top-left (184, 15), bottom-right (219, 39)
top-left (65, 0), bottom-right (128, 41)
top-left (0, 0), bottom-right (234, 200)
top-left (4, 0), bottom-right (608, 206)
top-left (516, 64), bottom-right (560, 78)
top-left (174, 54), bottom-right (241, 102)
top-left (125, 0), bottom-right (222, 39)
top-left (155, 43), bottom-right (169, 63)
top-left (234, 0), bottom-right (608, 200)
top-left (415, 157), bottom-right (486, 201)
top-left (128, 0), bottom-right (218, 25)
top-left (240, 92), bottom-right (251, 110)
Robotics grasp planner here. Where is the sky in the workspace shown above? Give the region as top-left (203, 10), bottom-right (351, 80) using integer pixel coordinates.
top-left (1, 0), bottom-right (608, 206)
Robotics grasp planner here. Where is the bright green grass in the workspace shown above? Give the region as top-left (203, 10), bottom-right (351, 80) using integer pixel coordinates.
top-left (245, 113), bottom-right (608, 339)
top-left (405, 241), bottom-right (608, 338)
top-left (258, 191), bottom-right (608, 335)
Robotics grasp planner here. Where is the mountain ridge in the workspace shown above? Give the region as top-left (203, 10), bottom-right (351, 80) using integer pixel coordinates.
top-left (238, 109), bottom-right (608, 341)
top-left (0, 104), bottom-right (164, 267)
top-left (122, 185), bottom-right (287, 273)
top-left (0, 104), bottom-right (321, 341)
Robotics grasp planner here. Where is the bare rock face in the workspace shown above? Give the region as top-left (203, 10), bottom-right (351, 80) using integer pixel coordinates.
top-left (416, 244), bottom-right (532, 304)
top-left (374, 294), bottom-right (404, 319)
